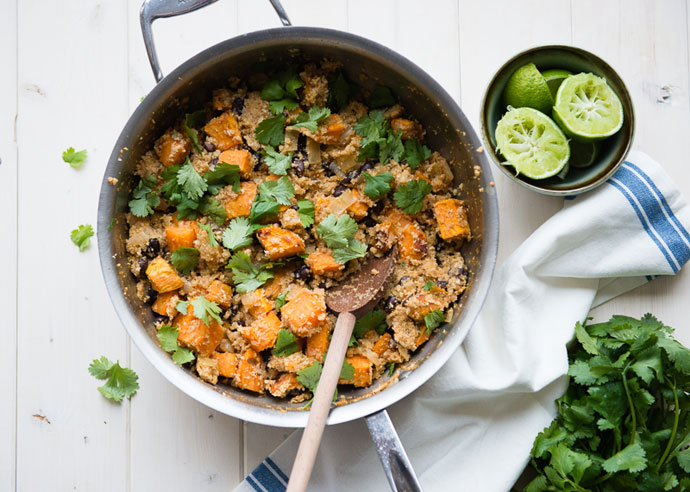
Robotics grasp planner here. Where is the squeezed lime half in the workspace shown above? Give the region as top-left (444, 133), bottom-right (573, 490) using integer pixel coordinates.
top-left (503, 63), bottom-right (554, 114)
top-left (495, 107), bottom-right (570, 180)
top-left (553, 73), bottom-right (624, 141)
top-left (542, 69), bottom-right (573, 99)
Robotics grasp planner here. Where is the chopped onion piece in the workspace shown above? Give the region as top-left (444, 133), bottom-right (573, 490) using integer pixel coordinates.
top-left (306, 138), bottom-right (321, 165)
top-left (324, 189), bottom-right (357, 217)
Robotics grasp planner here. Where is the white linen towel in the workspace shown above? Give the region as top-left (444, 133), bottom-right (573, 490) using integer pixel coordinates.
top-left (236, 150), bottom-right (690, 492)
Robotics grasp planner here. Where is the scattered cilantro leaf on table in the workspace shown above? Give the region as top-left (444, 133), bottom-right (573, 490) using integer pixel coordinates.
top-left (363, 172), bottom-right (393, 200)
top-left (255, 114), bottom-right (286, 147)
top-left (404, 139), bottom-right (431, 170)
top-left (170, 246), bottom-right (200, 274)
top-left (226, 251), bottom-right (274, 293)
top-left (273, 328), bottom-right (299, 357)
top-left (71, 224), bottom-right (94, 252)
top-left (222, 217), bottom-right (257, 250)
top-left (424, 309), bottom-right (445, 334)
top-left (297, 199), bottom-right (315, 228)
top-left (291, 106), bottom-right (331, 133)
top-left (184, 110), bottom-right (206, 154)
top-left (129, 175), bottom-right (160, 217)
top-left (88, 356), bottom-right (139, 403)
top-left (262, 146), bottom-right (293, 175)
top-left (394, 179), bottom-right (432, 214)
top-left (157, 325), bottom-right (195, 365)
top-left (62, 147), bottom-right (88, 168)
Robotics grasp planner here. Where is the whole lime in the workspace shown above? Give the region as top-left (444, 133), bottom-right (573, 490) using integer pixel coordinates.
top-left (503, 62), bottom-right (554, 114)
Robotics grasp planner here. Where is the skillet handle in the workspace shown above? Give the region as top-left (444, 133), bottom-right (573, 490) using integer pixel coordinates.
top-left (365, 410), bottom-right (424, 492)
top-left (140, 0), bottom-right (292, 82)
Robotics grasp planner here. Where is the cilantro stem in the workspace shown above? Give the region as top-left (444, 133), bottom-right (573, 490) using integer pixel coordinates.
top-left (621, 364), bottom-right (637, 441)
top-left (655, 376), bottom-right (679, 471)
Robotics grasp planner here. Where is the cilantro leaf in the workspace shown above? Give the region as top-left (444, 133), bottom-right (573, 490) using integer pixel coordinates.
top-left (269, 98), bottom-right (300, 114)
top-left (261, 70), bottom-right (303, 109)
top-left (424, 309), bottom-right (445, 334)
top-left (71, 224), bottom-right (94, 252)
top-left (249, 195), bottom-right (280, 223)
top-left (369, 85), bottom-right (396, 108)
top-left (157, 325), bottom-right (195, 365)
top-left (197, 222), bottom-right (218, 248)
top-left (255, 115), bottom-right (286, 146)
top-left (363, 172), bottom-right (393, 200)
top-left (204, 162), bottom-right (241, 194)
top-left (226, 251), bottom-right (274, 293)
top-left (262, 146), bottom-right (293, 175)
top-left (261, 80), bottom-right (285, 101)
top-left (170, 246), bottom-right (200, 274)
top-left (393, 179), bottom-right (432, 214)
top-left (189, 297), bottom-right (222, 326)
top-left (129, 176), bottom-right (161, 217)
top-left (327, 72), bottom-right (351, 112)
top-left (602, 442), bottom-right (647, 473)
top-left (353, 309), bottom-right (387, 339)
top-left (274, 292), bottom-right (287, 313)
top-left (423, 281), bottom-right (434, 291)
top-left (340, 360), bottom-right (355, 380)
top-left (296, 362), bottom-right (322, 393)
top-left (379, 130), bottom-right (404, 164)
top-left (222, 217), bottom-right (257, 250)
top-left (297, 199), bottom-right (315, 228)
top-left (284, 76), bottom-right (303, 99)
top-left (404, 139), bottom-right (431, 170)
top-left (184, 110), bottom-right (206, 154)
top-left (177, 159), bottom-right (207, 200)
top-left (62, 147), bottom-right (88, 168)
top-left (198, 197), bottom-right (227, 225)
top-left (107, 218), bottom-right (115, 232)
top-left (273, 328), bottom-right (299, 357)
top-left (354, 111), bottom-right (387, 140)
top-left (88, 356), bottom-right (139, 403)
top-left (332, 240), bottom-right (367, 264)
top-left (291, 106), bottom-right (331, 133)
top-left (387, 362), bottom-right (396, 377)
top-left (258, 176), bottom-right (295, 205)
top-left (317, 213), bottom-right (358, 250)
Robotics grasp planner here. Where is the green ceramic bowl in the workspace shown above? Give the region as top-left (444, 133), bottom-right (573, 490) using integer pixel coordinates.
top-left (480, 45), bottom-right (635, 196)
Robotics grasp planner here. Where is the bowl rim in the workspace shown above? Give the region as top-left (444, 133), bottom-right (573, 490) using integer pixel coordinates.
top-left (98, 25), bottom-right (499, 428)
top-left (479, 44), bottom-right (636, 197)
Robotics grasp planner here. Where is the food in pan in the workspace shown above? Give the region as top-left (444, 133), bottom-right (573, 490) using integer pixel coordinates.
top-left (123, 61), bottom-right (471, 402)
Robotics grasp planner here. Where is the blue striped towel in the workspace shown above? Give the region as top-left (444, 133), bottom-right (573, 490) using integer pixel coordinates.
top-left (236, 150), bottom-right (690, 492)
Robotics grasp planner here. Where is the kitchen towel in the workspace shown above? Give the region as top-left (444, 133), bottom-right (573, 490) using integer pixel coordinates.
top-left (236, 150), bottom-right (690, 492)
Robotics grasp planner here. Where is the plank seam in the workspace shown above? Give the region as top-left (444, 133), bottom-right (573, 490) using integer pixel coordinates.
top-left (13, 0), bottom-right (19, 488)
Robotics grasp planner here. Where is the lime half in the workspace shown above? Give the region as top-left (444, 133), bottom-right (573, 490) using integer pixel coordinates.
top-left (553, 73), bottom-right (624, 141)
top-left (503, 63), bottom-right (554, 114)
top-left (495, 107), bottom-right (570, 180)
top-left (542, 69), bottom-right (573, 99)
top-left (569, 140), bottom-right (601, 168)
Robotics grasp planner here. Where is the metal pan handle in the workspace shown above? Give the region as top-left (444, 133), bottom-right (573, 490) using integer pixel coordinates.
top-left (365, 410), bottom-right (424, 492)
top-left (140, 0), bottom-right (292, 82)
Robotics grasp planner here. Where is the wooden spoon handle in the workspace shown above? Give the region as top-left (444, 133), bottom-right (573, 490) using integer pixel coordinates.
top-left (286, 311), bottom-right (356, 492)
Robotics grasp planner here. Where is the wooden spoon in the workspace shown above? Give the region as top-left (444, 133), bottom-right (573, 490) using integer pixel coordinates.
top-left (286, 248), bottom-right (397, 492)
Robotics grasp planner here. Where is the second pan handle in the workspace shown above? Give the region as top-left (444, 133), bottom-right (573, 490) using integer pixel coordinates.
top-left (365, 409), bottom-right (424, 492)
top-left (140, 0), bottom-right (292, 82)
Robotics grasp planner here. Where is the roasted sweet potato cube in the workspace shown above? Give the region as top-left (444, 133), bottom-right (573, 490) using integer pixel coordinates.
top-left (339, 355), bottom-right (373, 387)
top-left (219, 149), bottom-right (252, 179)
top-left (399, 221), bottom-right (427, 261)
top-left (240, 311), bottom-right (282, 352)
top-left (263, 266), bottom-right (295, 298)
top-left (306, 323), bottom-right (331, 363)
top-left (240, 289), bottom-right (274, 318)
top-left (269, 373), bottom-right (302, 398)
top-left (236, 348), bottom-right (265, 393)
top-left (155, 129), bottom-right (191, 167)
top-left (390, 118), bottom-right (423, 140)
top-left (152, 290), bottom-right (179, 317)
top-left (433, 198), bottom-right (471, 241)
top-left (211, 352), bottom-right (238, 378)
top-left (347, 189), bottom-right (369, 220)
top-left (146, 257), bottom-right (184, 293)
top-left (203, 111), bottom-right (243, 150)
top-left (372, 333), bottom-right (392, 357)
top-left (325, 114), bottom-right (346, 137)
top-left (165, 223), bottom-right (197, 252)
top-left (281, 289), bottom-right (327, 337)
top-left (173, 304), bottom-right (224, 356)
top-left (256, 225), bottom-right (305, 260)
top-left (307, 251), bottom-right (344, 277)
top-left (222, 181), bottom-right (257, 220)
top-left (206, 280), bottom-right (233, 309)
top-left (415, 329), bottom-right (430, 349)
top-left (406, 292), bottom-right (447, 322)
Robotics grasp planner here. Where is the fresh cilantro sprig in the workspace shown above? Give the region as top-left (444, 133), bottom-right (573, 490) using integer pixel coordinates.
top-left (290, 106), bottom-right (331, 133)
top-left (177, 159), bottom-right (207, 200)
top-left (204, 162), bottom-right (241, 194)
top-left (316, 213), bottom-right (367, 265)
top-left (423, 281), bottom-right (434, 291)
top-left (273, 328), bottom-right (299, 357)
top-left (197, 222), bottom-right (218, 248)
top-left (363, 172), bottom-right (393, 200)
top-left (62, 147), bottom-right (88, 168)
top-left (71, 224), bottom-right (94, 252)
top-left (157, 325), bottom-right (195, 365)
top-left (261, 69), bottom-right (303, 115)
top-left (527, 314), bottom-right (690, 492)
top-left (297, 199), bottom-right (315, 228)
top-left (261, 146), bottom-right (293, 175)
top-left (170, 247), bottom-right (200, 274)
top-left (393, 179), bottom-right (432, 214)
top-left (354, 309), bottom-right (387, 339)
top-left (274, 292), bottom-right (288, 313)
top-left (226, 251), bottom-right (274, 293)
top-left (88, 356), bottom-right (139, 403)
top-left (255, 115), bottom-right (286, 147)
top-left (222, 217), bottom-right (258, 251)
top-left (184, 110), bottom-right (206, 154)
top-left (176, 296), bottom-right (222, 326)
top-left (404, 139), bottom-right (431, 170)
top-left (424, 309), bottom-right (445, 334)
top-left (249, 177), bottom-right (296, 223)
top-left (297, 360), bottom-right (355, 394)
top-left (129, 175), bottom-right (160, 217)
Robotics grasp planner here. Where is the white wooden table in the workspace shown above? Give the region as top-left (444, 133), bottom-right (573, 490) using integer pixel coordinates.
top-left (2, 0), bottom-right (689, 490)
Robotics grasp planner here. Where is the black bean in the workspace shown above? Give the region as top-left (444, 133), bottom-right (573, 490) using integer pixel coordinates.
top-left (230, 304), bottom-right (241, 316)
top-left (231, 97), bottom-right (244, 115)
top-left (322, 161), bottom-right (336, 177)
top-left (361, 161), bottom-right (375, 172)
top-left (203, 140), bottom-right (216, 152)
top-left (459, 267), bottom-right (469, 279)
top-left (153, 314), bottom-right (167, 324)
top-left (165, 206), bottom-right (176, 214)
top-left (371, 200), bottom-right (385, 215)
top-left (209, 157), bottom-right (219, 168)
top-left (145, 285), bottom-right (157, 305)
top-left (383, 295), bottom-right (398, 313)
top-left (297, 134), bottom-right (307, 153)
top-left (236, 319), bottom-right (246, 327)
top-left (398, 276), bottom-right (410, 285)
top-left (318, 281), bottom-right (327, 289)
top-left (294, 264), bottom-right (312, 281)
top-left (346, 168), bottom-right (362, 182)
top-left (138, 257), bottom-right (149, 275)
top-left (333, 184), bottom-right (348, 197)
top-left (437, 280), bottom-right (448, 289)
top-left (290, 204), bottom-right (299, 210)
top-left (292, 158), bottom-right (305, 175)
top-left (362, 216), bottom-right (376, 228)
top-left (146, 238), bottom-right (160, 257)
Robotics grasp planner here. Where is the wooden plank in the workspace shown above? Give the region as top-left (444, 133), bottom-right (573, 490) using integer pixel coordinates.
top-left (0, 0), bottom-right (17, 489)
top-left (125, 0), bottom-right (243, 489)
top-left (574, 0), bottom-right (690, 345)
top-left (458, 0), bottom-right (572, 265)
top-left (14, 1), bottom-right (131, 490)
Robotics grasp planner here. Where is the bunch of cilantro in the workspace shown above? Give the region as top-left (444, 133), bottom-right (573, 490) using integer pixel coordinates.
top-left (526, 314), bottom-right (690, 492)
